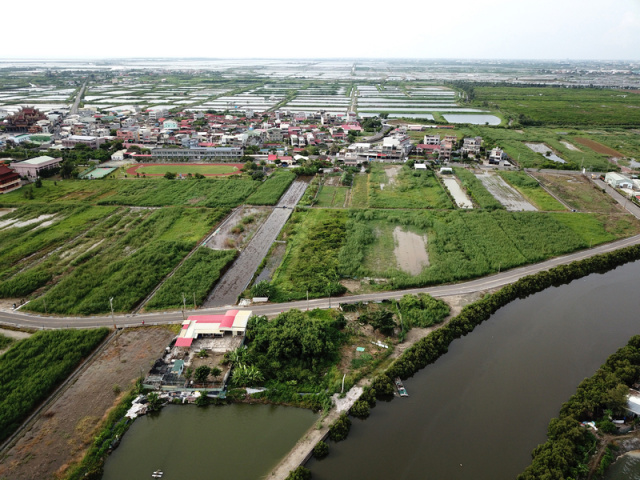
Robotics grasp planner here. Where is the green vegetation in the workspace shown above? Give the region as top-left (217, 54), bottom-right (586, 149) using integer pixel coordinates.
top-left (397, 293), bottom-right (450, 328)
top-left (350, 174), bottom-right (369, 208)
top-left (519, 334), bottom-right (640, 479)
top-left (368, 164), bottom-right (452, 209)
top-left (271, 209), bottom-right (347, 301)
top-left (333, 208), bottom-right (632, 291)
top-left (473, 86), bottom-right (640, 127)
top-left (0, 328), bottom-right (109, 444)
top-left (146, 248), bottom-right (237, 310)
top-left (65, 380), bottom-right (143, 480)
top-left (0, 205), bottom-right (117, 283)
top-left (246, 170), bottom-right (296, 205)
top-left (453, 168), bottom-right (504, 209)
top-left (245, 309), bottom-right (345, 386)
top-left (329, 413), bottom-right (352, 441)
top-left (313, 440), bottom-right (329, 459)
top-left (285, 466), bottom-right (312, 480)
top-left (0, 179), bottom-right (256, 208)
top-left (0, 333), bottom-right (15, 351)
top-left (135, 164), bottom-right (239, 175)
top-left (315, 185), bottom-right (348, 208)
top-left (23, 207), bottom-right (223, 315)
top-left (498, 171), bottom-right (566, 211)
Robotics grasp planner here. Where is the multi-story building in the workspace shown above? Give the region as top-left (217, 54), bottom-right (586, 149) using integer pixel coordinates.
top-left (0, 165), bottom-right (21, 194)
top-left (151, 147), bottom-right (242, 161)
top-left (61, 135), bottom-right (105, 149)
top-left (10, 156), bottom-right (62, 179)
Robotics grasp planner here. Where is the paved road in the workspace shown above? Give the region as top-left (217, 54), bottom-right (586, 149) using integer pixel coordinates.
top-left (3, 232), bottom-right (640, 330)
top-left (202, 180), bottom-right (309, 307)
top-left (70, 81), bottom-right (87, 115)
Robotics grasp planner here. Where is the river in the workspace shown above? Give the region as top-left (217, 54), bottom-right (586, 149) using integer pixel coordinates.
top-left (102, 403), bottom-right (316, 480)
top-left (308, 260), bottom-right (640, 479)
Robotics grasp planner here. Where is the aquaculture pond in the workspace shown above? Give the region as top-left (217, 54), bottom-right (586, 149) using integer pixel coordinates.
top-left (102, 403), bottom-right (317, 480)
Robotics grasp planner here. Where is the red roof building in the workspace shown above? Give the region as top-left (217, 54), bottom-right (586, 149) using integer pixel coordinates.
top-left (0, 165), bottom-right (21, 194)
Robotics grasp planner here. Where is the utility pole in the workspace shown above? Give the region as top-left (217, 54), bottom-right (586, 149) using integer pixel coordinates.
top-left (109, 297), bottom-right (115, 329)
top-left (182, 292), bottom-right (186, 321)
top-left (193, 292), bottom-right (196, 310)
top-left (43, 297), bottom-right (47, 315)
top-left (307, 290), bottom-right (309, 311)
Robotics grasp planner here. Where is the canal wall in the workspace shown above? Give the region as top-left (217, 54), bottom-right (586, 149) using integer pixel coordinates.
top-left (269, 385), bottom-right (364, 479)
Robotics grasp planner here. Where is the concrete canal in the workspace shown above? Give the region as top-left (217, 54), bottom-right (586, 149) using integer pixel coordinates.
top-left (102, 404), bottom-right (316, 480)
top-left (307, 260), bottom-right (640, 479)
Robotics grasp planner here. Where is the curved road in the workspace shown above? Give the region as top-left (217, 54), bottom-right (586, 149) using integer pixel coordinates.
top-left (3, 233), bottom-right (640, 330)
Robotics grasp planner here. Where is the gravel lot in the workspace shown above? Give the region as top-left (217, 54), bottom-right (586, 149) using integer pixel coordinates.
top-left (476, 172), bottom-right (537, 211)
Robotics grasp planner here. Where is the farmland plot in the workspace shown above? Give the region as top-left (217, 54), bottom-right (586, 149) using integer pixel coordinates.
top-left (475, 172), bottom-right (537, 211)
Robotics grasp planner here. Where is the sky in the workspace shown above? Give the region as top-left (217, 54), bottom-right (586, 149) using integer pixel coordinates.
top-left (4, 0), bottom-right (640, 60)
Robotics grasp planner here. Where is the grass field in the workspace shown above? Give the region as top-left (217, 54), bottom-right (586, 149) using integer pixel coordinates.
top-left (131, 163), bottom-right (242, 176)
top-left (368, 164), bottom-right (452, 209)
top-left (350, 174), bottom-right (369, 208)
top-left (315, 186), bottom-right (348, 208)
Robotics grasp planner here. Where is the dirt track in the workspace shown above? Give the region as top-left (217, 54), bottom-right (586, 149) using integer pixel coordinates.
top-left (203, 179), bottom-right (308, 307)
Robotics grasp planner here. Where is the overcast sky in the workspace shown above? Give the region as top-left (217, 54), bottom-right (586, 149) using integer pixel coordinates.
top-left (4, 0), bottom-right (640, 60)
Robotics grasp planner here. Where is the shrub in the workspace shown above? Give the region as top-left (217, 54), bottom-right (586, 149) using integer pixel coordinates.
top-left (313, 440), bottom-right (329, 459)
top-left (349, 400), bottom-right (370, 419)
top-left (329, 413), bottom-right (351, 441)
top-left (285, 466), bottom-right (312, 480)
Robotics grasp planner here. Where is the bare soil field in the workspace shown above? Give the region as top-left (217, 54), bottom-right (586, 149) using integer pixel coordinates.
top-left (0, 327), bottom-right (175, 480)
top-left (393, 227), bottom-right (429, 275)
top-left (385, 165), bottom-right (401, 185)
top-left (533, 173), bottom-right (624, 214)
top-left (476, 172), bottom-right (537, 211)
top-left (574, 137), bottom-right (623, 156)
top-left (442, 176), bottom-right (473, 209)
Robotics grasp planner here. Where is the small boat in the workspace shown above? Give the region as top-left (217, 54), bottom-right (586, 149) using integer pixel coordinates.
top-left (395, 377), bottom-right (408, 397)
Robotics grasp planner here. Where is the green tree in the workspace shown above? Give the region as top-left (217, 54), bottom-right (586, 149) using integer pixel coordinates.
top-left (210, 366), bottom-right (222, 382)
top-left (34, 177), bottom-right (42, 188)
top-left (194, 365), bottom-right (211, 384)
top-left (285, 466), bottom-right (311, 480)
top-left (313, 440), bottom-right (329, 459)
top-left (164, 171), bottom-right (177, 180)
top-left (147, 392), bottom-right (162, 411)
top-left (329, 413), bottom-right (351, 441)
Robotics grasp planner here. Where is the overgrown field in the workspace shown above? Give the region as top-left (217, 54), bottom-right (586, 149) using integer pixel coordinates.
top-left (15, 207), bottom-right (226, 315)
top-left (146, 248), bottom-right (237, 310)
top-left (0, 178), bottom-right (257, 208)
top-left (453, 168), bottom-right (504, 209)
top-left (270, 209), bottom-right (347, 301)
top-left (497, 171), bottom-right (566, 211)
top-left (246, 170), bottom-right (295, 205)
top-left (0, 328), bottom-right (109, 444)
top-left (473, 86), bottom-right (640, 127)
top-left (368, 164), bottom-right (452, 209)
top-left (271, 208), bottom-right (640, 294)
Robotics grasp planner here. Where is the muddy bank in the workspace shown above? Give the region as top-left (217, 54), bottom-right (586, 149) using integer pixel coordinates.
top-left (393, 226), bottom-right (429, 275)
top-left (0, 327), bottom-right (175, 480)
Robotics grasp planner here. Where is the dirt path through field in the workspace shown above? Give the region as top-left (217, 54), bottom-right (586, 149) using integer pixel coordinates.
top-left (0, 327), bottom-right (174, 480)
